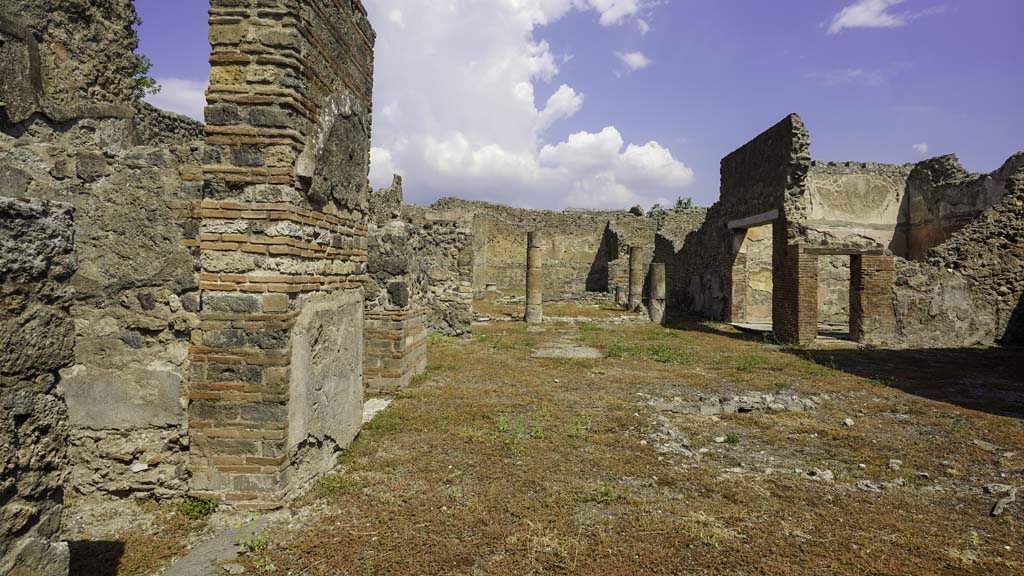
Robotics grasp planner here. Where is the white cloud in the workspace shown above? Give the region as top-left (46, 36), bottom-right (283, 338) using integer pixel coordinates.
top-left (636, 18), bottom-right (651, 36)
top-left (537, 84), bottom-right (584, 131)
top-left (912, 143), bottom-right (929, 155)
top-left (617, 51), bottom-right (652, 71)
top-left (828, 0), bottom-right (907, 34)
top-left (827, 0), bottom-right (942, 34)
top-left (144, 78), bottom-right (207, 121)
top-left (363, 0), bottom-right (689, 210)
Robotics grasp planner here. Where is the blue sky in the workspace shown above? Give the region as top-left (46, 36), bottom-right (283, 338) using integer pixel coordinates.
top-left (137, 0), bottom-right (1023, 209)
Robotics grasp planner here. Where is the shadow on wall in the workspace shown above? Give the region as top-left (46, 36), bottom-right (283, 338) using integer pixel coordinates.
top-left (795, 347), bottom-right (1024, 420)
top-left (585, 226), bottom-right (613, 292)
top-left (69, 540), bottom-right (125, 576)
top-left (1006, 291), bottom-right (1024, 345)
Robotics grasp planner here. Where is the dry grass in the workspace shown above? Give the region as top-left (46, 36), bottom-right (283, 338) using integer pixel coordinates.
top-left (240, 309), bottom-right (1024, 575)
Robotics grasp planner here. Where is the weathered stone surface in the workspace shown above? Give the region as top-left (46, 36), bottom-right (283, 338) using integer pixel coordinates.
top-left (1, 197), bottom-right (75, 576)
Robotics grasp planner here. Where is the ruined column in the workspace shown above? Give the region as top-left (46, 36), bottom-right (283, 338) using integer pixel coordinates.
top-left (525, 231), bottom-right (543, 323)
top-left (649, 262), bottom-right (667, 324)
top-left (614, 284), bottom-right (626, 307)
top-left (627, 246), bottom-right (645, 312)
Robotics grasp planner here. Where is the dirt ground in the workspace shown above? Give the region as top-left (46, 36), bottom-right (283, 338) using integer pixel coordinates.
top-left (69, 300), bottom-right (1024, 575)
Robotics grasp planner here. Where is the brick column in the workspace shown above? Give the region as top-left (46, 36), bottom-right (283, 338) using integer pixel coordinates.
top-left (189, 0), bottom-right (375, 509)
top-left (628, 246), bottom-right (645, 312)
top-left (850, 255), bottom-right (896, 345)
top-left (525, 231), bottom-right (543, 323)
top-left (649, 262), bottom-right (667, 324)
top-left (773, 225), bottom-right (818, 345)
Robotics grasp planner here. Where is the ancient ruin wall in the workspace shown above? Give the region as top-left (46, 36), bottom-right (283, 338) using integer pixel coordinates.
top-left (189, 0), bottom-right (375, 507)
top-left (1, 0), bottom-right (203, 499)
top-left (905, 154), bottom-right (1024, 259)
top-left (431, 198), bottom-right (628, 293)
top-left (657, 114), bottom-right (810, 325)
top-left (0, 198), bottom-right (75, 576)
top-left (893, 159), bottom-right (1024, 347)
top-left (403, 206), bottom-right (476, 335)
top-left (803, 161), bottom-right (913, 254)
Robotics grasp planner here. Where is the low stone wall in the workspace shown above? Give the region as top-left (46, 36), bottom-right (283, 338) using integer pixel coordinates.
top-left (364, 309), bottom-right (428, 394)
top-left (0, 197), bottom-right (75, 576)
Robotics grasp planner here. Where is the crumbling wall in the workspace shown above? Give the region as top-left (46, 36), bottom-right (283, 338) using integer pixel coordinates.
top-left (403, 206), bottom-right (475, 335)
top-left (0, 198), bottom-right (75, 576)
top-left (603, 216), bottom-right (659, 295)
top-left (658, 115), bottom-right (809, 325)
top-left (1, 1), bottom-right (203, 499)
top-left (431, 198), bottom-right (626, 293)
top-left (905, 154), bottom-right (1023, 259)
top-left (189, 0), bottom-right (375, 507)
top-left (893, 160), bottom-right (1024, 346)
top-left (0, 0), bottom-right (140, 124)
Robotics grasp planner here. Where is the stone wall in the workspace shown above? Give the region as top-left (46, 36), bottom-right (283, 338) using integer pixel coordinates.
top-left (892, 161), bottom-right (1024, 347)
top-left (1, 1), bottom-right (202, 499)
top-left (431, 198), bottom-right (628, 293)
top-left (803, 161), bottom-right (913, 254)
top-left (0, 198), bottom-right (75, 576)
top-left (905, 154), bottom-right (1023, 259)
top-left (188, 0), bottom-right (375, 507)
top-left (0, 0), bottom-right (140, 123)
top-left (602, 216), bottom-right (659, 296)
top-left (403, 206), bottom-right (475, 335)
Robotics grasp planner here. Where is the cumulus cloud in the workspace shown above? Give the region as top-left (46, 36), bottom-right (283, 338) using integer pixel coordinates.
top-left (827, 0), bottom-right (941, 34)
top-left (145, 78), bottom-right (207, 121)
top-left (617, 51), bottom-right (652, 71)
top-left (912, 143), bottom-right (929, 155)
top-left (363, 0), bottom-right (689, 209)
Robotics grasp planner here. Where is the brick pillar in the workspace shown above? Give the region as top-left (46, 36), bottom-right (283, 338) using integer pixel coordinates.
top-left (525, 231), bottom-right (543, 323)
top-left (628, 246), bottom-right (645, 312)
top-left (189, 0), bottom-right (375, 509)
top-left (649, 262), bottom-right (667, 324)
top-left (850, 255), bottom-right (896, 345)
top-left (773, 222), bottom-right (818, 345)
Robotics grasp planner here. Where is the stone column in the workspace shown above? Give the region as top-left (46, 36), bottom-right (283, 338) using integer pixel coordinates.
top-left (614, 284), bottom-right (626, 307)
top-left (627, 246), bottom-right (645, 312)
top-left (525, 231), bottom-right (544, 323)
top-left (649, 262), bottom-right (667, 324)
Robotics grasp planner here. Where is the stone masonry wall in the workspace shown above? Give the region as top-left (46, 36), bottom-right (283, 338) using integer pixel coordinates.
top-left (431, 198), bottom-right (628, 293)
top-left (1, 1), bottom-right (203, 499)
top-left (893, 161), bottom-right (1024, 347)
top-left (0, 198), bottom-right (75, 576)
top-left (905, 153), bottom-right (1024, 259)
top-left (403, 206), bottom-right (475, 335)
top-left (188, 0), bottom-right (375, 508)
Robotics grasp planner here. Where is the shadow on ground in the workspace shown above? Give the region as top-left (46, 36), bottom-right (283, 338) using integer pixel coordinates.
top-left (794, 346), bottom-right (1024, 419)
top-left (663, 314), bottom-right (1024, 419)
top-left (69, 540), bottom-right (124, 576)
